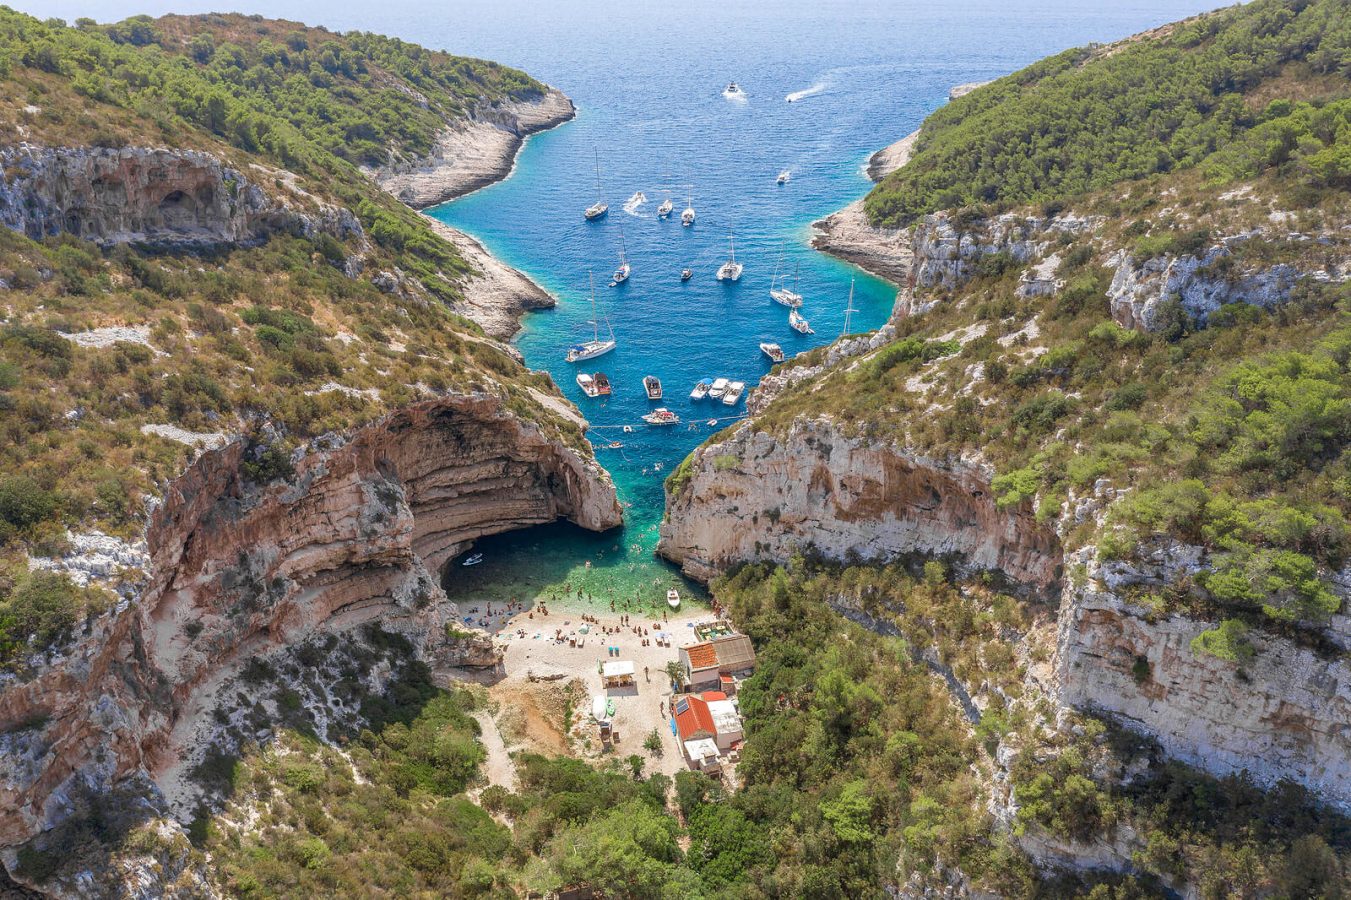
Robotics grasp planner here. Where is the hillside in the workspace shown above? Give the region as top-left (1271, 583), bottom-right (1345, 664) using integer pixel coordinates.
top-left (663, 0), bottom-right (1351, 893)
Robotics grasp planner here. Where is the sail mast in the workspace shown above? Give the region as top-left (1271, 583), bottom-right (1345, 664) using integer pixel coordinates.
top-left (842, 277), bottom-right (855, 337)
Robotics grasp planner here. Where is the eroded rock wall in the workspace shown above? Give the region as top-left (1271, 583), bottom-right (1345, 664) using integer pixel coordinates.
top-left (657, 417), bottom-right (1061, 591)
top-left (0, 393), bottom-right (619, 855)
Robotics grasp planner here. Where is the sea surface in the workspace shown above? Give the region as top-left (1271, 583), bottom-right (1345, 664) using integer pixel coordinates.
top-left (38, 0), bottom-right (1223, 612)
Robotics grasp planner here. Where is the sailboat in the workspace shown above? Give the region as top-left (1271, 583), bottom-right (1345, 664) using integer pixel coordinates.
top-left (716, 230), bottom-right (743, 281)
top-left (612, 225), bottom-right (631, 285)
top-left (841, 277), bottom-right (856, 337)
top-left (681, 188), bottom-right (696, 227)
top-left (565, 273), bottom-right (617, 363)
top-left (789, 308), bottom-right (814, 335)
top-left (657, 193), bottom-right (674, 218)
top-left (770, 257), bottom-right (803, 307)
top-left (584, 148), bottom-right (608, 220)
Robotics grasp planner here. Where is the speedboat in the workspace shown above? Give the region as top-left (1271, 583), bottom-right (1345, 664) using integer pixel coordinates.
top-left (584, 147), bottom-right (608, 220)
top-left (577, 372), bottom-right (611, 397)
top-left (777, 169), bottom-right (790, 185)
top-left (722, 382), bottom-right (746, 406)
top-left (690, 378), bottom-right (712, 400)
top-left (681, 268), bottom-right (693, 281)
top-left (723, 81), bottom-right (744, 98)
top-left (789, 308), bottom-right (814, 335)
top-left (708, 377), bottom-right (730, 400)
top-left (658, 197), bottom-right (674, 218)
top-left (644, 375), bottom-right (663, 400)
top-left (681, 189), bottom-right (695, 227)
top-left (565, 273), bottom-right (617, 363)
top-left (667, 589), bottom-right (680, 610)
top-left (760, 342), bottom-right (784, 363)
top-left (462, 552), bottom-right (484, 567)
top-left (642, 407), bottom-right (680, 426)
top-left (716, 230), bottom-right (743, 281)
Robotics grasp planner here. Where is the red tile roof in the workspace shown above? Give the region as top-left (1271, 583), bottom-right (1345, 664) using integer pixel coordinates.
top-left (683, 642), bottom-right (718, 669)
top-left (674, 695), bottom-right (715, 741)
top-left (701, 691), bottom-right (728, 701)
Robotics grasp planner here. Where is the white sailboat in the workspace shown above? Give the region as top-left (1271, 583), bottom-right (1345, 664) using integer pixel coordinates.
top-left (789, 308), bottom-right (814, 335)
top-left (612, 225), bottom-right (631, 285)
top-left (584, 148), bottom-right (608, 220)
top-left (770, 258), bottom-right (803, 307)
top-left (681, 188), bottom-right (696, 227)
top-left (716, 230), bottom-right (743, 281)
top-left (842, 277), bottom-right (856, 338)
top-left (565, 273), bottom-right (617, 363)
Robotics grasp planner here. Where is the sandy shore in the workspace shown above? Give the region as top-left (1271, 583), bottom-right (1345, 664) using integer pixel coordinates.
top-left (371, 87), bottom-right (575, 210)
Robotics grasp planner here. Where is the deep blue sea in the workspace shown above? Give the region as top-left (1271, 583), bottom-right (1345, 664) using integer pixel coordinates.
top-left (37, 0), bottom-right (1223, 610)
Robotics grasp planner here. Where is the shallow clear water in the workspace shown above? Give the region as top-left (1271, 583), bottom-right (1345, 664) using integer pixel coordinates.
top-left (39, 0), bottom-right (1225, 610)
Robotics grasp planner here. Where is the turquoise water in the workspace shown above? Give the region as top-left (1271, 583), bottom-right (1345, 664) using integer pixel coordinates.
top-left (40, 0), bottom-right (1225, 608)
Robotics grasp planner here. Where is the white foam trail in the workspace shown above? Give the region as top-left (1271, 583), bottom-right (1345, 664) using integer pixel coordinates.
top-left (623, 191), bottom-right (648, 216)
top-left (786, 81), bottom-right (826, 103)
top-left (722, 87), bottom-right (748, 102)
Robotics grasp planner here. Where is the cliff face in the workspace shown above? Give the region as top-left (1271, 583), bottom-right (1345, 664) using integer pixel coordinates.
top-left (369, 88), bottom-right (575, 210)
top-left (0, 145), bottom-right (360, 249)
top-left (1056, 544), bottom-right (1351, 808)
top-left (0, 393), bottom-right (619, 856)
top-left (658, 418), bottom-right (1061, 591)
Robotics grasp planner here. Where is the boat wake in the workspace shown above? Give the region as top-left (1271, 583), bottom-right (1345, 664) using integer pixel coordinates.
top-left (786, 80), bottom-right (827, 103)
top-left (623, 191), bottom-right (648, 215)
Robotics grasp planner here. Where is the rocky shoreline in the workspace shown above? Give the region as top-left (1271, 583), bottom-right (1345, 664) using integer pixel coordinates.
top-left (425, 218), bottom-right (556, 340)
top-left (371, 86), bottom-right (575, 210)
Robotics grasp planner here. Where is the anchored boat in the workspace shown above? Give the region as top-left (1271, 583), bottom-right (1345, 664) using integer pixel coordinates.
top-left (771, 258), bottom-right (804, 307)
top-left (658, 195), bottom-right (674, 218)
top-left (708, 377), bottom-right (730, 400)
top-left (716, 230), bottom-right (743, 281)
top-left (667, 589), bottom-right (681, 610)
top-left (690, 378), bottom-right (713, 400)
top-left (760, 342), bottom-right (784, 363)
top-left (642, 407), bottom-right (680, 426)
top-left (565, 273), bottom-right (617, 363)
top-left (643, 375), bottom-right (663, 400)
top-left (789, 308), bottom-right (814, 335)
top-left (722, 381), bottom-right (746, 406)
top-left (584, 148), bottom-right (608, 220)
top-left (576, 372), bottom-right (611, 397)
top-left (612, 225), bottom-right (631, 285)
top-left (681, 188), bottom-right (696, 227)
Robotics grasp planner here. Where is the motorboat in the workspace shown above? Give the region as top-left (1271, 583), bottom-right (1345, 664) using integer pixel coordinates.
top-left (723, 81), bottom-right (744, 98)
top-left (584, 147), bottom-right (608, 220)
top-left (577, 372), bottom-right (611, 397)
top-left (565, 273), bottom-right (617, 363)
top-left (722, 381), bottom-right (746, 406)
top-left (771, 258), bottom-right (804, 307)
top-left (658, 196), bottom-right (674, 218)
top-left (777, 169), bottom-right (790, 185)
top-left (708, 377), bottom-right (730, 400)
top-left (681, 268), bottom-right (693, 281)
top-left (642, 407), bottom-right (680, 426)
top-left (789, 308), bottom-right (815, 335)
top-left (716, 230), bottom-right (743, 281)
top-left (760, 342), bottom-right (784, 363)
top-left (667, 589), bottom-right (680, 610)
top-left (462, 552), bottom-right (484, 567)
top-left (644, 375), bottom-right (663, 400)
top-left (690, 379), bottom-right (712, 400)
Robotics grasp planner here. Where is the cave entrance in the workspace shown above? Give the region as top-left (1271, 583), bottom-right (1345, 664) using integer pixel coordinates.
top-left (157, 189), bottom-right (198, 230)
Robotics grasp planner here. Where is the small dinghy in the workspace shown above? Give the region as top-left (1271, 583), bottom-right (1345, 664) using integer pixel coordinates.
top-left (681, 268), bottom-right (693, 281)
top-left (667, 589), bottom-right (681, 610)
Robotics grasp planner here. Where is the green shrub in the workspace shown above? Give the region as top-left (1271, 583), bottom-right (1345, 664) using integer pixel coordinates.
top-left (1190, 618), bottom-right (1255, 663)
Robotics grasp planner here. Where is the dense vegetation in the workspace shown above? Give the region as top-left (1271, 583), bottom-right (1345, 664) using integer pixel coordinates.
top-left (865, 0), bottom-right (1351, 227)
top-left (0, 10), bottom-right (577, 668)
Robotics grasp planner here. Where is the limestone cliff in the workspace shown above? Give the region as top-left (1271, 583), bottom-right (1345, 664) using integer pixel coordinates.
top-left (0, 393), bottom-right (619, 866)
top-left (658, 418), bottom-right (1061, 591)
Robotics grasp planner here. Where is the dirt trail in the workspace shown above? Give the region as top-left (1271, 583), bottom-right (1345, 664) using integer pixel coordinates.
top-left (471, 709), bottom-right (516, 793)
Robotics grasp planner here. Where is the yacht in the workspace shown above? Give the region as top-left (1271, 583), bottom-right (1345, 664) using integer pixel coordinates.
top-left (642, 407), bottom-right (680, 426)
top-left (680, 268), bottom-right (693, 281)
top-left (690, 378), bottom-right (713, 400)
top-left (777, 169), bottom-right (791, 185)
top-left (722, 381), bottom-right (746, 406)
top-left (611, 226), bottom-right (631, 285)
top-left (716, 230), bottom-right (743, 281)
top-left (681, 189), bottom-right (696, 227)
top-left (708, 377), bottom-right (729, 400)
top-left (771, 258), bottom-right (804, 307)
top-left (584, 147), bottom-right (608, 220)
top-left (565, 273), bottom-right (617, 363)
top-left (643, 375), bottom-right (663, 400)
top-left (576, 372), bottom-right (611, 397)
top-left (789, 308), bottom-right (815, 335)
top-left (657, 196), bottom-right (674, 218)
top-left (760, 342), bottom-right (784, 363)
